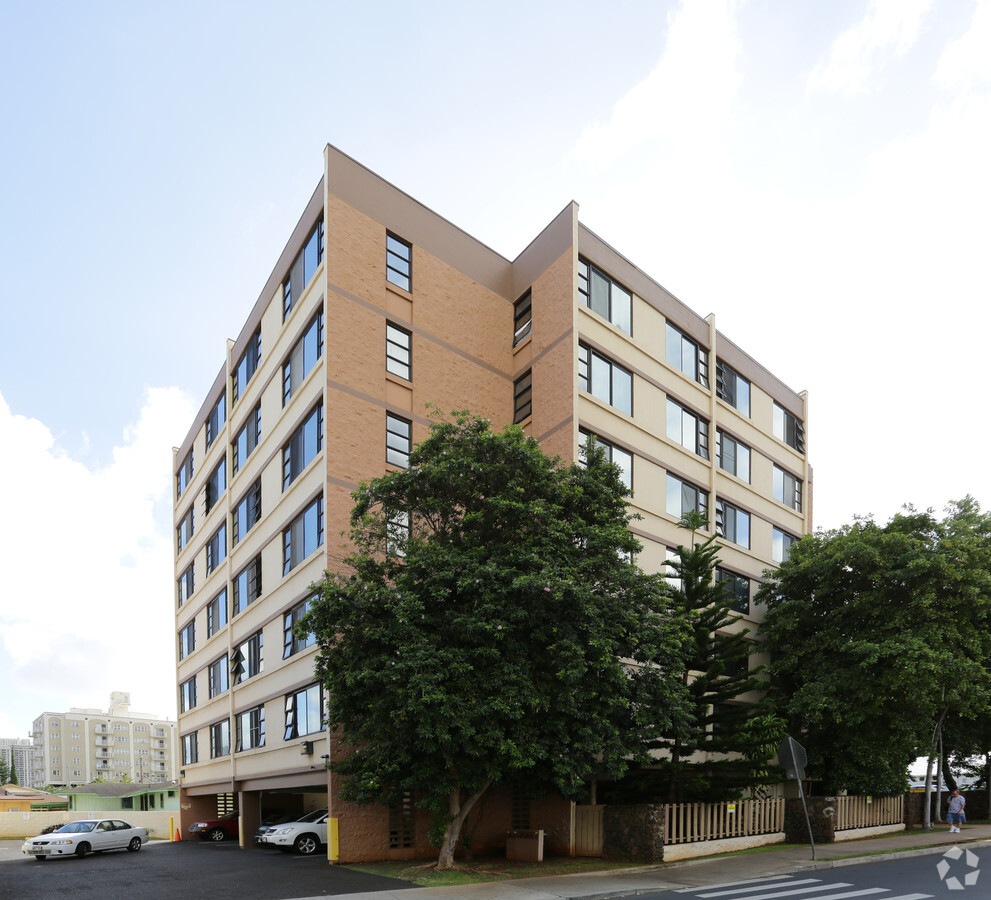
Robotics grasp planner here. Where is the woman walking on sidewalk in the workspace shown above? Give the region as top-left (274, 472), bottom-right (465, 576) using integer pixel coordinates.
top-left (947, 790), bottom-right (966, 833)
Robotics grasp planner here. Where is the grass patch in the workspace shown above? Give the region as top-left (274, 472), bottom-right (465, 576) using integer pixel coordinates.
top-left (346, 856), bottom-right (639, 886)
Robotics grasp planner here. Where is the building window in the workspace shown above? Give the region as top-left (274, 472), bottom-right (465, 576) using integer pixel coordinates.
top-left (232, 480), bottom-right (261, 545)
top-left (205, 459), bottom-right (226, 514)
top-left (666, 398), bottom-right (709, 459)
top-left (773, 527), bottom-right (797, 563)
top-left (177, 563), bottom-right (194, 607)
top-left (179, 677), bottom-right (197, 713)
top-left (283, 313), bottom-right (324, 406)
top-left (178, 622), bottom-right (195, 660)
top-left (666, 474), bottom-right (708, 521)
top-left (773, 403), bottom-right (805, 453)
top-left (388, 792), bottom-right (415, 850)
top-left (235, 705), bottom-right (266, 752)
top-left (514, 370), bottom-right (532, 424)
top-left (209, 720), bottom-right (230, 759)
top-left (716, 361), bottom-right (750, 416)
top-left (283, 597), bottom-right (316, 658)
top-left (716, 431), bottom-right (750, 482)
top-left (232, 404), bottom-right (261, 474)
top-left (578, 343), bottom-right (632, 415)
top-left (386, 322), bottom-right (411, 380)
top-left (283, 684), bottom-right (323, 740)
top-left (283, 219), bottom-right (324, 320)
top-left (579, 428), bottom-right (633, 490)
top-left (232, 556), bottom-right (262, 615)
top-left (666, 323), bottom-right (709, 387)
top-left (207, 589), bottom-right (228, 637)
top-left (283, 403), bottom-right (323, 490)
top-left (176, 506), bottom-right (194, 554)
top-left (231, 631), bottom-right (263, 684)
top-left (208, 655), bottom-right (229, 698)
top-left (716, 568), bottom-right (750, 615)
top-left (232, 328), bottom-right (261, 403)
top-left (578, 258), bottom-right (632, 334)
top-left (206, 394), bottom-right (226, 447)
top-left (386, 510), bottom-right (409, 557)
top-left (716, 500), bottom-right (750, 548)
top-left (181, 732), bottom-right (199, 765)
top-left (176, 451), bottom-right (193, 499)
top-left (283, 497), bottom-right (324, 575)
top-left (773, 465), bottom-right (802, 512)
top-left (386, 233), bottom-right (412, 291)
top-left (386, 413), bottom-right (411, 468)
top-left (513, 289), bottom-right (532, 346)
top-left (664, 547), bottom-right (683, 593)
top-left (206, 524), bottom-right (227, 574)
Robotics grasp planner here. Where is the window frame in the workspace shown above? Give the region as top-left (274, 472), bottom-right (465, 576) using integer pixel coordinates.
top-left (386, 322), bottom-right (412, 380)
top-left (578, 428), bottom-right (633, 491)
top-left (205, 523), bottom-right (227, 575)
top-left (513, 289), bottom-right (532, 346)
top-left (181, 732), bottom-right (198, 765)
top-left (666, 323), bottom-right (709, 387)
top-left (207, 588), bottom-right (228, 638)
top-left (578, 343), bottom-right (633, 415)
top-left (205, 458), bottom-right (226, 514)
top-left (231, 479), bottom-right (262, 545)
top-left (283, 219), bottom-right (325, 321)
top-left (773, 465), bottom-right (803, 512)
top-left (773, 527), bottom-right (798, 563)
top-left (178, 621), bottom-right (195, 660)
top-left (176, 451), bottom-right (193, 499)
top-left (177, 563), bottom-right (194, 607)
top-left (234, 705), bottom-right (266, 752)
top-left (232, 404), bottom-right (261, 473)
top-left (716, 568), bottom-right (751, 615)
top-left (206, 393), bottom-right (226, 446)
top-left (386, 232), bottom-right (412, 292)
top-left (716, 361), bottom-right (750, 416)
top-left (282, 312), bottom-right (324, 406)
top-left (208, 655), bottom-right (229, 698)
top-left (283, 683), bottom-right (324, 741)
top-left (666, 474), bottom-right (708, 521)
top-left (773, 403), bottom-right (806, 453)
top-left (513, 370), bottom-right (532, 424)
top-left (282, 403), bottom-right (323, 491)
top-left (666, 397), bottom-right (709, 459)
top-left (578, 258), bottom-right (632, 334)
top-left (716, 430), bottom-right (751, 483)
top-left (179, 676), bottom-right (197, 713)
top-left (716, 499), bottom-right (751, 549)
top-left (386, 413), bottom-right (412, 468)
top-left (209, 720), bottom-right (230, 759)
top-left (283, 597), bottom-right (316, 658)
top-left (232, 328), bottom-right (262, 403)
top-left (232, 555), bottom-right (262, 616)
top-left (176, 506), bottom-right (194, 554)
top-left (231, 631), bottom-right (264, 685)
top-left (283, 496), bottom-right (324, 575)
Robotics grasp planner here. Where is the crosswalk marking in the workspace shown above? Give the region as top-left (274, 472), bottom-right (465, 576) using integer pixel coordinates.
top-left (674, 875), bottom-right (933, 900)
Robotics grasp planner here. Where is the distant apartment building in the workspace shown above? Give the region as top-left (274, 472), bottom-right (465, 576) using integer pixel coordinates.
top-left (0, 737), bottom-right (32, 783)
top-left (172, 145), bottom-right (811, 860)
top-left (29, 692), bottom-right (178, 787)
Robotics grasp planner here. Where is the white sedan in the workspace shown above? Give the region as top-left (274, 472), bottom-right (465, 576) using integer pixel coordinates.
top-left (22, 819), bottom-right (150, 860)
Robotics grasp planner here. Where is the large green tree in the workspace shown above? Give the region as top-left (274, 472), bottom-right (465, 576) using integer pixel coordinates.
top-left (0, 751), bottom-right (9, 785)
top-left (302, 413), bottom-right (690, 868)
top-left (758, 500), bottom-right (991, 797)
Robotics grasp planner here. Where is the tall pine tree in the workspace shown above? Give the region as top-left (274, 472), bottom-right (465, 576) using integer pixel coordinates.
top-left (644, 513), bottom-right (782, 802)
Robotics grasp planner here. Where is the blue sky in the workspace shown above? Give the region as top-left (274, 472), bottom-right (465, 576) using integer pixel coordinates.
top-left (1, 0), bottom-right (989, 741)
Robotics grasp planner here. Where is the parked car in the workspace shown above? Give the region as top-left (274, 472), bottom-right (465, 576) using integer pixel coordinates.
top-left (188, 811), bottom-right (239, 842)
top-left (22, 819), bottom-right (149, 860)
top-left (261, 808), bottom-right (328, 855)
top-left (253, 813), bottom-right (296, 845)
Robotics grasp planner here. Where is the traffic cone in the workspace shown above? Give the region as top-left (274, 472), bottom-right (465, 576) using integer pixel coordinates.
top-left (174, 827), bottom-right (181, 841)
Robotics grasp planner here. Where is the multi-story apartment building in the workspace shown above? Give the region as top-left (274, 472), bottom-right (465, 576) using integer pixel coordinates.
top-left (29, 692), bottom-right (178, 788)
top-left (172, 145), bottom-right (811, 860)
top-left (0, 737), bottom-right (33, 784)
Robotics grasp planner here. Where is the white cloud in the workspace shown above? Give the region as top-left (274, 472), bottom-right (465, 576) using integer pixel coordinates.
top-left (808, 0), bottom-right (934, 95)
top-left (0, 387), bottom-right (197, 736)
top-left (571, 0), bottom-right (741, 169)
top-left (934, 0), bottom-right (991, 91)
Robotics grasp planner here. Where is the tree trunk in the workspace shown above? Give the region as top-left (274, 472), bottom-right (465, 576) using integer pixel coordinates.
top-left (924, 705), bottom-right (951, 830)
top-left (436, 780), bottom-right (492, 870)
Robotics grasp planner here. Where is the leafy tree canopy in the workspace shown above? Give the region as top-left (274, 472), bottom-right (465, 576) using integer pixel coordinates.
top-left (302, 412), bottom-right (690, 868)
top-left (757, 499), bottom-right (991, 795)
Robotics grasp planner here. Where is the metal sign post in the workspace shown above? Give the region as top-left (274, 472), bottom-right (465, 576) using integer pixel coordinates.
top-left (778, 735), bottom-right (815, 860)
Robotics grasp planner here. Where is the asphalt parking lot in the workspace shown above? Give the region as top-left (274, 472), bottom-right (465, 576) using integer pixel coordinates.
top-left (0, 837), bottom-right (414, 899)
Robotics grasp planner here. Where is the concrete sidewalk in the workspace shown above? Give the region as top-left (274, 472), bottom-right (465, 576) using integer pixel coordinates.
top-left (304, 823), bottom-right (991, 900)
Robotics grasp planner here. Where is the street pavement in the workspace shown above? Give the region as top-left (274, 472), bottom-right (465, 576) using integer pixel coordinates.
top-left (305, 822), bottom-right (991, 900)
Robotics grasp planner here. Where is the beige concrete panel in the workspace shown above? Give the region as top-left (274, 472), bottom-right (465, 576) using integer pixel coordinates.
top-left (385, 375), bottom-right (413, 410)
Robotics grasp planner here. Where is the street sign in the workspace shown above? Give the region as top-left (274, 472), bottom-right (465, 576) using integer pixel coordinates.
top-left (778, 735), bottom-right (808, 781)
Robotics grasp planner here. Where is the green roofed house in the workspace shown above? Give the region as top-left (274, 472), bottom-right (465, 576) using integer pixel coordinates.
top-left (61, 782), bottom-right (180, 813)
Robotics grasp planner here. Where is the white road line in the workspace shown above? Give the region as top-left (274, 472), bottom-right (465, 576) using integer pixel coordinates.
top-left (697, 879), bottom-right (824, 896)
